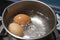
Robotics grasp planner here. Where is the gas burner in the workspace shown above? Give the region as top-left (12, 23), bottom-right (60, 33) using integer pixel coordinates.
top-left (56, 14), bottom-right (60, 30)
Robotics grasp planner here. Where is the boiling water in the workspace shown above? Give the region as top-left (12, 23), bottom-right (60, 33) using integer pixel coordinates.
top-left (22, 16), bottom-right (46, 39)
top-left (20, 11), bottom-right (47, 39)
top-left (23, 24), bottom-right (46, 39)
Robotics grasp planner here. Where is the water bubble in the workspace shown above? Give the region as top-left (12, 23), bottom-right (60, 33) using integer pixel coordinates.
top-left (23, 22), bottom-right (46, 39)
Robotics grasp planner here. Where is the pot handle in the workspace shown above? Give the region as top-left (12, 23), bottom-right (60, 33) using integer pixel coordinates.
top-left (0, 16), bottom-right (7, 37)
top-left (0, 16), bottom-right (3, 34)
top-left (0, 16), bottom-right (2, 21)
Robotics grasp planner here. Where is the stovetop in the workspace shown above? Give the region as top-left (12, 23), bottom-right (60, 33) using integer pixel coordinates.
top-left (0, 0), bottom-right (60, 40)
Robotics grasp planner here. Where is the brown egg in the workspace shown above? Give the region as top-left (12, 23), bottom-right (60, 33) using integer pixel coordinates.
top-left (13, 14), bottom-right (31, 25)
top-left (8, 22), bottom-right (24, 36)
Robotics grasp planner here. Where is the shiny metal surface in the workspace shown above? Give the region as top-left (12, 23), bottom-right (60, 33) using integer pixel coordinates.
top-left (2, 1), bottom-right (56, 39)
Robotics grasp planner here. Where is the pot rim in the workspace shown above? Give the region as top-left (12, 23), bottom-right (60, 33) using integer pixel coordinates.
top-left (2, 0), bottom-right (57, 39)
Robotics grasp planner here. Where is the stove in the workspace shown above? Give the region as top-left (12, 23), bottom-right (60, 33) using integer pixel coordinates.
top-left (0, 0), bottom-right (60, 40)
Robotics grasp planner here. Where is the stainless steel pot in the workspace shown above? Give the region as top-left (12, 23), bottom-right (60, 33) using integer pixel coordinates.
top-left (2, 0), bottom-right (57, 39)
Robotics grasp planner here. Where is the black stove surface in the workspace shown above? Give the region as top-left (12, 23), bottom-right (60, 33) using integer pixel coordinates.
top-left (0, 0), bottom-right (60, 40)
top-left (0, 1), bottom-right (13, 16)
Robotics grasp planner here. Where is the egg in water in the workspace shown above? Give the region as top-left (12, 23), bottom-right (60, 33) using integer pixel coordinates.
top-left (13, 14), bottom-right (31, 25)
top-left (8, 22), bottom-right (24, 36)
